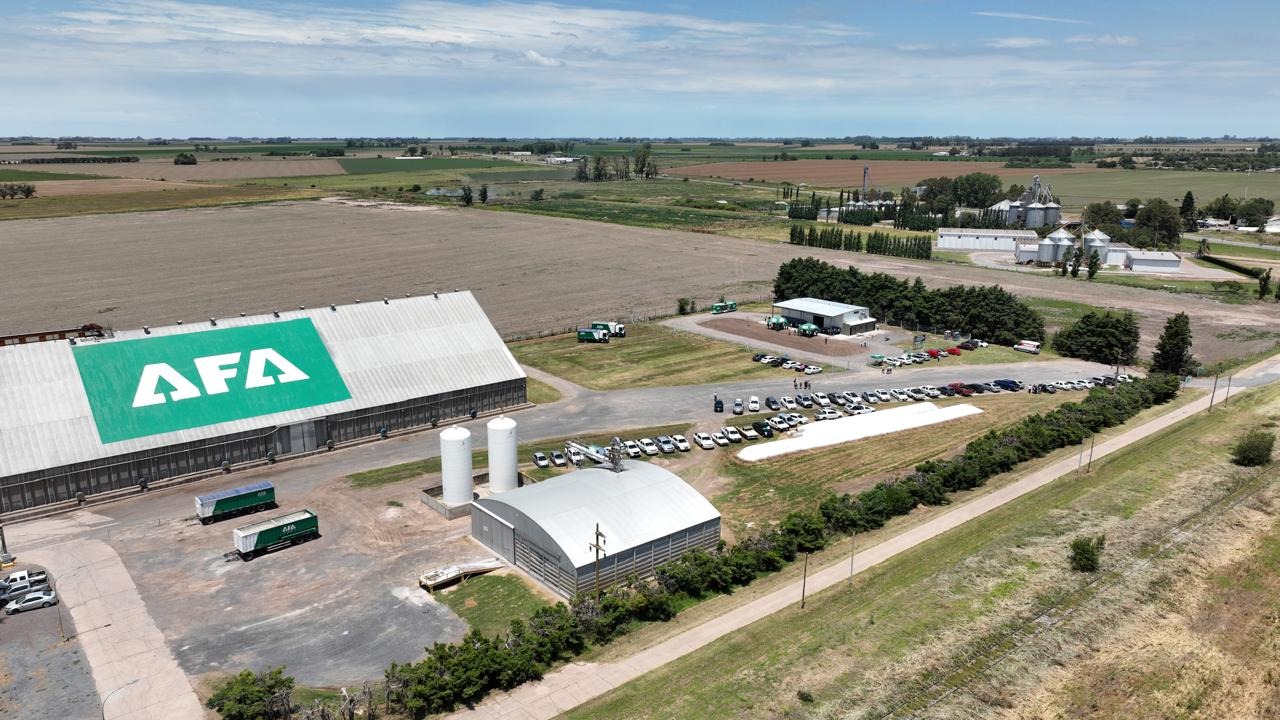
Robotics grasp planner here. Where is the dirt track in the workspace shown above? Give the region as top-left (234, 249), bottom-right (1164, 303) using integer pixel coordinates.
top-left (0, 201), bottom-right (1269, 364)
top-left (673, 159), bottom-right (1101, 187)
top-left (701, 316), bottom-right (862, 357)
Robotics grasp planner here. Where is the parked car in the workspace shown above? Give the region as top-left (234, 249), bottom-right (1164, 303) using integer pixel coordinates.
top-left (946, 347), bottom-right (963, 356)
top-left (532, 452), bottom-right (551, 468)
top-left (722, 426), bottom-right (744, 443)
top-left (890, 389), bottom-right (910, 402)
top-left (784, 412), bottom-right (808, 426)
top-left (733, 398), bottom-right (744, 415)
top-left (921, 385), bottom-right (941, 398)
top-left (752, 353), bottom-right (766, 362)
top-left (566, 447), bottom-right (585, 464)
top-left (550, 450), bottom-right (567, 467)
top-left (958, 340), bottom-right (978, 350)
top-left (4, 589), bottom-right (57, 615)
top-left (796, 394), bottom-right (814, 408)
top-left (804, 365), bottom-right (823, 375)
top-left (767, 416), bottom-right (790, 432)
top-left (714, 398), bottom-right (724, 413)
top-left (1053, 380), bottom-right (1074, 391)
top-left (812, 392), bottom-right (831, 407)
top-left (758, 355), bottom-right (776, 364)
top-left (814, 408), bottom-right (841, 421)
top-left (752, 420), bottom-right (775, 438)
top-left (0, 578), bottom-right (49, 603)
top-left (711, 432), bottom-right (730, 446)
top-left (765, 396), bottom-right (781, 410)
top-left (963, 383), bottom-right (985, 394)
top-left (905, 388), bottom-right (927, 401)
top-left (672, 434), bottom-right (692, 452)
top-left (739, 426), bottom-right (760, 441)
top-left (882, 357), bottom-right (901, 367)
top-left (938, 385), bottom-right (956, 397)
top-left (654, 436), bottom-right (675, 454)
top-left (979, 383), bottom-right (1001, 393)
top-left (781, 396), bottom-right (797, 410)
top-left (638, 438), bottom-right (659, 455)
top-left (693, 432), bottom-right (716, 450)
top-left (848, 405), bottom-right (876, 415)
top-left (862, 391), bottom-right (879, 404)
top-left (747, 396), bottom-right (760, 412)
top-left (1117, 373), bottom-right (1133, 383)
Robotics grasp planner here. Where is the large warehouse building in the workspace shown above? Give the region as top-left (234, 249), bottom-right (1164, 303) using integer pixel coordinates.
top-left (0, 292), bottom-right (526, 513)
top-left (772, 297), bottom-right (877, 335)
top-left (937, 227), bottom-right (1040, 252)
top-left (470, 463), bottom-right (721, 598)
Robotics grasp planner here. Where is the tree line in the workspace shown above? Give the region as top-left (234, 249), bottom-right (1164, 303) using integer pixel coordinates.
top-left (0, 183), bottom-right (37, 199)
top-left (787, 224), bottom-right (932, 259)
top-left (574, 148), bottom-right (658, 182)
top-left (1051, 311), bottom-right (1140, 365)
top-left (773, 257), bottom-right (1044, 343)
top-left (18, 156), bottom-right (140, 164)
top-left (209, 370), bottom-right (1180, 719)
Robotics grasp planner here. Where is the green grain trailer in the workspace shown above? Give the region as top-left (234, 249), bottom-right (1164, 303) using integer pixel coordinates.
top-left (195, 481), bottom-right (276, 525)
top-left (577, 328), bottom-right (609, 343)
top-left (710, 301), bottom-right (738, 314)
top-left (233, 510), bottom-right (319, 560)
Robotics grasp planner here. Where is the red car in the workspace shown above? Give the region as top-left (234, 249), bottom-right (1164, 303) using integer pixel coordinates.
top-left (946, 347), bottom-right (963, 356)
top-left (926, 349), bottom-right (941, 358)
top-left (947, 382), bottom-right (974, 397)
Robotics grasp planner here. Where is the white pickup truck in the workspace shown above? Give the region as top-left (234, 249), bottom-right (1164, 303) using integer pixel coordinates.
top-left (1, 569), bottom-right (48, 588)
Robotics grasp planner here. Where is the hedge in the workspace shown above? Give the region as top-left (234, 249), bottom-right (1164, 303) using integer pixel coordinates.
top-left (1198, 254), bottom-right (1265, 279)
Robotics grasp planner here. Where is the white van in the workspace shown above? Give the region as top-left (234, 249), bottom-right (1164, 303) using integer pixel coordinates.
top-left (1014, 340), bottom-right (1042, 354)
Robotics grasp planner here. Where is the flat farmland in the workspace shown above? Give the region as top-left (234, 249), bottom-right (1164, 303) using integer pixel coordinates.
top-left (15, 157), bottom-right (347, 180)
top-left (23, 177), bottom-right (198, 196)
top-left (0, 200), bottom-right (1273, 364)
top-left (672, 159), bottom-right (1100, 187)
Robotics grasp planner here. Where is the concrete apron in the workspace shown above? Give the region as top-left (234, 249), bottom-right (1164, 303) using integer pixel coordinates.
top-left (25, 539), bottom-right (204, 720)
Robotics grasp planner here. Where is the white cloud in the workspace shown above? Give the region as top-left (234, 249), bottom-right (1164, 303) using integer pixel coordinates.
top-left (522, 49), bottom-right (564, 67)
top-left (973, 11), bottom-right (1089, 25)
top-left (985, 37), bottom-right (1050, 49)
top-left (894, 43), bottom-right (932, 51)
top-left (1066, 34), bottom-right (1138, 46)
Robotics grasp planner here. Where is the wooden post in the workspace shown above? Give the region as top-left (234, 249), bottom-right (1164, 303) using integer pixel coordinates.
top-left (588, 523), bottom-right (607, 600)
top-left (800, 552), bottom-right (810, 609)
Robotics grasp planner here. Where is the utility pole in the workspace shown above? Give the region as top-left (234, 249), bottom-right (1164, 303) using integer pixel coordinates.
top-left (1224, 375), bottom-right (1233, 405)
top-left (800, 552), bottom-right (810, 609)
top-left (589, 523), bottom-right (607, 600)
top-left (1209, 375), bottom-right (1220, 411)
top-left (848, 532), bottom-right (857, 582)
top-left (0, 520), bottom-right (8, 557)
top-left (1086, 432), bottom-right (1098, 473)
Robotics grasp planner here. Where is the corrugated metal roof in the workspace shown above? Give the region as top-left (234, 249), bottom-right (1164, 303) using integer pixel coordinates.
top-left (233, 509), bottom-right (314, 537)
top-left (196, 480), bottom-right (273, 504)
top-left (476, 463), bottom-right (720, 569)
top-left (773, 297), bottom-right (868, 317)
top-left (1126, 251), bottom-right (1181, 261)
top-left (0, 291), bottom-right (524, 477)
top-left (938, 228), bottom-right (1039, 239)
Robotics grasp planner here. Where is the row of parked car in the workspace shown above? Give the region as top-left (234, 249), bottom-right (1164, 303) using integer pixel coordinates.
top-left (751, 353), bottom-right (823, 375)
top-left (0, 568), bottom-right (58, 615)
top-left (880, 339), bottom-right (989, 368)
top-left (1031, 374), bottom-right (1133, 393)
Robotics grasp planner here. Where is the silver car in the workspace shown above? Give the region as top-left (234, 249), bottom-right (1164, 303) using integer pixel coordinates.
top-left (4, 588), bottom-right (57, 615)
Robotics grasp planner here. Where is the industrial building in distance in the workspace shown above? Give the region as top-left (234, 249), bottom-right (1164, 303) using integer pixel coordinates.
top-left (0, 291), bottom-right (526, 513)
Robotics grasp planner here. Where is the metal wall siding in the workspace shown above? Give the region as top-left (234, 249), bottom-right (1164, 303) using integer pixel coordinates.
top-left (0, 292), bottom-right (524, 478)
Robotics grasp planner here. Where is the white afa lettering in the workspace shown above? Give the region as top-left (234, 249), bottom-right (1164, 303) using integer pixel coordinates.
top-left (244, 348), bottom-right (309, 388)
top-left (132, 363), bottom-right (202, 407)
top-left (130, 348), bottom-right (310, 407)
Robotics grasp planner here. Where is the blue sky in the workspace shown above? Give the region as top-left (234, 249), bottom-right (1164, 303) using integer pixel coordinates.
top-left (3, 0), bottom-right (1277, 138)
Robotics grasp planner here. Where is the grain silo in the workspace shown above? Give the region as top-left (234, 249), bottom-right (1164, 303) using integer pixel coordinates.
top-left (1048, 228), bottom-right (1075, 263)
top-left (1025, 202), bottom-right (1046, 229)
top-left (1044, 202), bottom-right (1061, 227)
top-left (487, 416), bottom-right (518, 493)
top-left (440, 426), bottom-right (474, 506)
top-left (1036, 235), bottom-right (1056, 264)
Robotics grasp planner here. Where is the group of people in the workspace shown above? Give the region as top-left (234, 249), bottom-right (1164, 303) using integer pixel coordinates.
top-left (793, 378), bottom-right (812, 390)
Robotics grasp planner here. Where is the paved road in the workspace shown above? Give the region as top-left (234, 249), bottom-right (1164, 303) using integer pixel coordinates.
top-left (1185, 232), bottom-right (1280, 252)
top-left (446, 353), bottom-right (1280, 720)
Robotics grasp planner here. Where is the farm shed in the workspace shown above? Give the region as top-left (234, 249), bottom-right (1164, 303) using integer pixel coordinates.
top-left (772, 297), bottom-right (876, 335)
top-left (1125, 250), bottom-right (1183, 273)
top-left (0, 292), bottom-right (526, 513)
top-left (470, 463), bottom-right (721, 598)
top-left (937, 228), bottom-right (1040, 252)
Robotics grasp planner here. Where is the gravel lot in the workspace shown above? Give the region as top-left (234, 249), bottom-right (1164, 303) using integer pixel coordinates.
top-left (0, 200), bottom-right (1271, 363)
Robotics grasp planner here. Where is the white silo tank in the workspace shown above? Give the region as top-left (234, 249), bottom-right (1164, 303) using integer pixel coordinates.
top-left (440, 426), bottom-right (474, 505)
top-left (487, 416), bottom-right (518, 493)
top-left (1044, 202), bottom-right (1061, 227)
top-left (1036, 237), bottom-right (1056, 264)
top-left (1025, 202), bottom-right (1046, 229)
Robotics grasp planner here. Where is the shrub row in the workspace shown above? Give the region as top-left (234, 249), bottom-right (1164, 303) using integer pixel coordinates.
top-left (1198, 253), bottom-right (1265, 279)
top-left (788, 225), bottom-right (931, 259)
top-left (18, 156), bottom-right (140, 164)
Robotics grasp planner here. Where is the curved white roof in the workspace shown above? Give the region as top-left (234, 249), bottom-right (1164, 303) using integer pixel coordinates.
top-left (1047, 228), bottom-right (1075, 240)
top-left (478, 463), bottom-right (720, 568)
top-left (1083, 229), bottom-right (1111, 241)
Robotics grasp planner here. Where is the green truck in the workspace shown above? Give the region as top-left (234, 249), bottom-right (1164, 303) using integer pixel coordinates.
top-left (233, 510), bottom-right (319, 560)
top-left (195, 481), bottom-right (277, 525)
top-left (710, 301), bottom-right (738, 314)
top-left (589, 321), bottom-right (626, 337)
top-left (577, 328), bottom-right (610, 343)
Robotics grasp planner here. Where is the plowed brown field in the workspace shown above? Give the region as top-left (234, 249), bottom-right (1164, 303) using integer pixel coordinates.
top-left (14, 157), bottom-right (346, 180)
top-left (28, 178), bottom-right (198, 196)
top-left (674, 159), bottom-right (1100, 188)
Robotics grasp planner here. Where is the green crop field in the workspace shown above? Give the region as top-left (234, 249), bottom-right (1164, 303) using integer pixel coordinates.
top-left (565, 384), bottom-right (1247, 720)
top-left (1021, 297), bottom-right (1101, 330)
top-left (491, 198), bottom-right (755, 230)
top-left (1090, 272), bottom-right (1257, 303)
top-left (0, 169), bottom-right (106, 181)
top-left (438, 575), bottom-right (551, 638)
top-left (1181, 237), bottom-right (1280, 260)
top-left (509, 324), bottom-right (808, 391)
top-left (0, 185), bottom-right (323, 221)
top-left (1048, 169), bottom-right (1280, 212)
